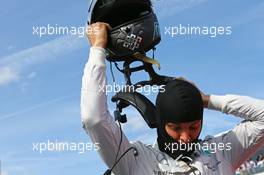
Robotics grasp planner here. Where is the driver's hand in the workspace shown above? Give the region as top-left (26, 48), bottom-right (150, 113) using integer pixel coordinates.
top-left (86, 22), bottom-right (112, 49)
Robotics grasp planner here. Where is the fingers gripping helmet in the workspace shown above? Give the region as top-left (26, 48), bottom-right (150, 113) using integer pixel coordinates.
top-left (87, 0), bottom-right (161, 61)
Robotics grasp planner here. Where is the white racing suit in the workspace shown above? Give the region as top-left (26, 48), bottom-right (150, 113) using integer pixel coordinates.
top-left (81, 47), bottom-right (264, 175)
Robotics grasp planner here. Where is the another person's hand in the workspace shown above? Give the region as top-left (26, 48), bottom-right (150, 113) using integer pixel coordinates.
top-left (177, 77), bottom-right (210, 108)
top-left (86, 22), bottom-right (111, 48)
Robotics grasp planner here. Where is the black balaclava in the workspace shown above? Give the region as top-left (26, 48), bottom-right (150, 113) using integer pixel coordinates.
top-left (156, 79), bottom-right (204, 159)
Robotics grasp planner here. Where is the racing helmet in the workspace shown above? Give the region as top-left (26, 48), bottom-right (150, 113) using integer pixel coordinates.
top-left (87, 0), bottom-right (161, 61)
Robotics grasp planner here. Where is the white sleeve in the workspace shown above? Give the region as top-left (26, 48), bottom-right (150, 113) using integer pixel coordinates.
top-left (80, 47), bottom-right (136, 174)
top-left (208, 95), bottom-right (264, 170)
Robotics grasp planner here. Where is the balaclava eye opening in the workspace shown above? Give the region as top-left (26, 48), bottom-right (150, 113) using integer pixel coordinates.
top-left (155, 79), bottom-right (204, 159)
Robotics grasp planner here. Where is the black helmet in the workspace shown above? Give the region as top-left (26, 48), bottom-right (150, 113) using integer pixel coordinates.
top-left (87, 0), bottom-right (161, 61)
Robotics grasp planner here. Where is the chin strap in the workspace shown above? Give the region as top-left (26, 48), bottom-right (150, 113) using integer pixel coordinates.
top-left (112, 52), bottom-right (175, 86)
top-left (132, 52), bottom-right (161, 70)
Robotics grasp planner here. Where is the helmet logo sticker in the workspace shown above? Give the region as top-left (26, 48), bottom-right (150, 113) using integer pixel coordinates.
top-left (123, 34), bottom-right (143, 51)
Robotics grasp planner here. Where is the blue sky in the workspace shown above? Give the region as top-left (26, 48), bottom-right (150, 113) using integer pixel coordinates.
top-left (0, 0), bottom-right (264, 174)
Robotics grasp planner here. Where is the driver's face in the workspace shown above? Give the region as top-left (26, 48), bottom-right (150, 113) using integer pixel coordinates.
top-left (165, 120), bottom-right (202, 143)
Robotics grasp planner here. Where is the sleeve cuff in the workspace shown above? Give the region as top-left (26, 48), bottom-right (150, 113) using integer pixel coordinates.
top-left (87, 47), bottom-right (106, 67)
top-left (208, 95), bottom-right (228, 112)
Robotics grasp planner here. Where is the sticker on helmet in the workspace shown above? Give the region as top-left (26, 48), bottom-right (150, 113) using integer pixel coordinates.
top-left (123, 34), bottom-right (143, 51)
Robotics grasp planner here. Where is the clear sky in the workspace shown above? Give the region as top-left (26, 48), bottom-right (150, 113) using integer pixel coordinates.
top-left (0, 0), bottom-right (264, 174)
